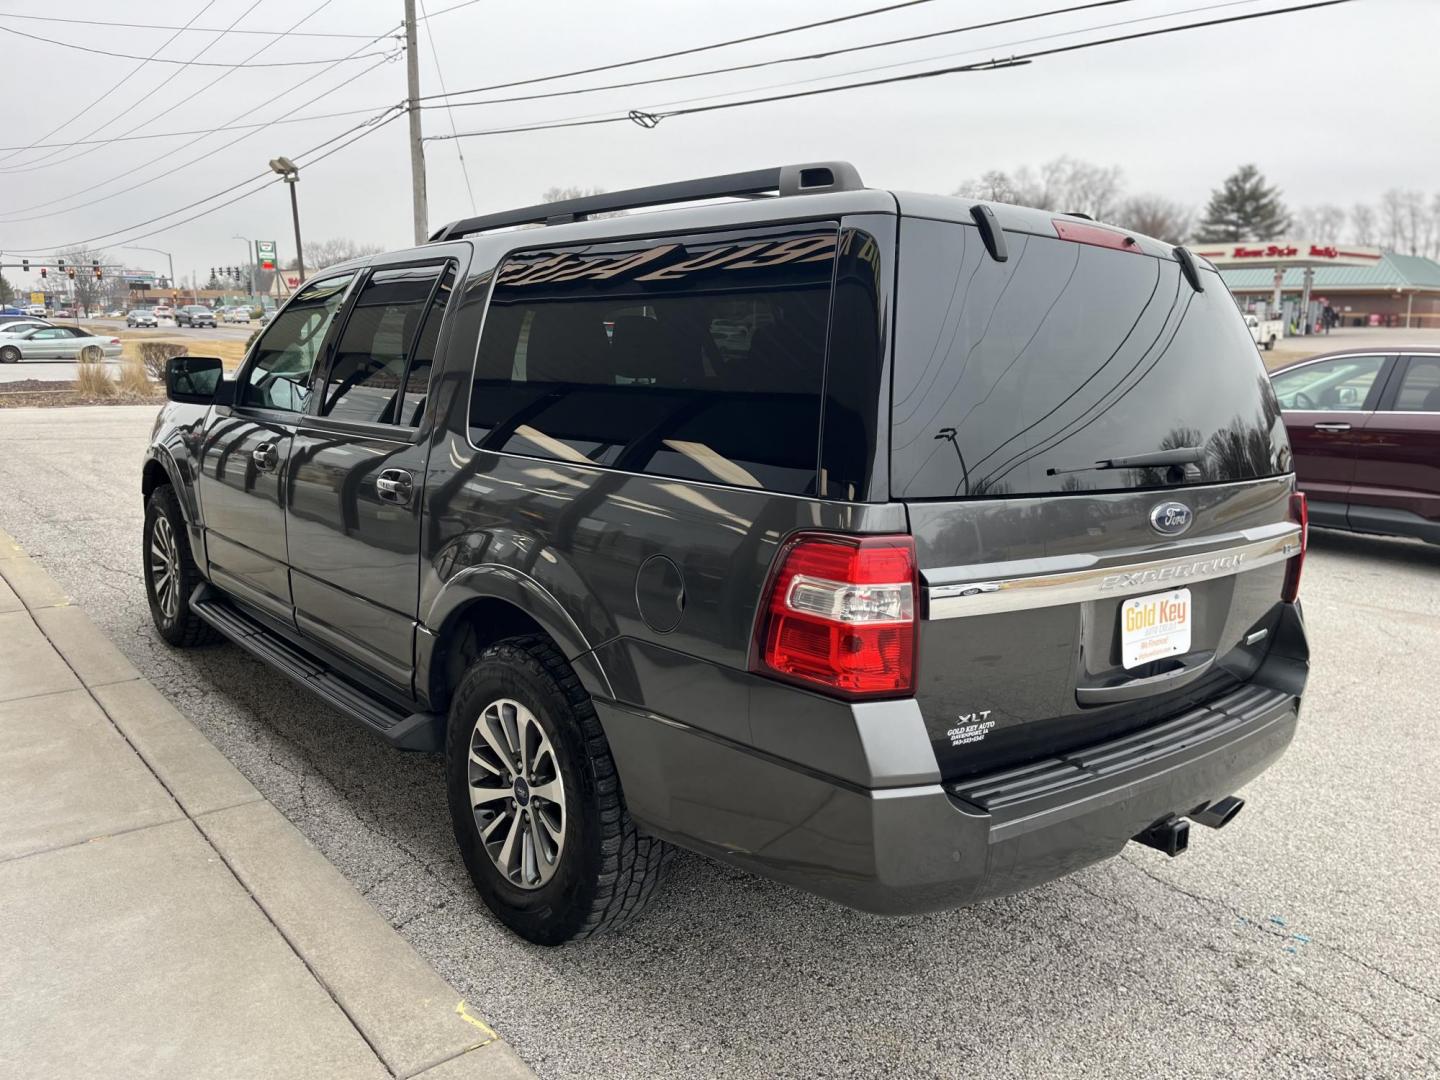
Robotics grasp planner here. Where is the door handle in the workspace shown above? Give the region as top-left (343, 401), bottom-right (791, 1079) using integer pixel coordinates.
top-left (251, 442), bottom-right (278, 471)
top-left (375, 469), bottom-right (414, 505)
top-left (1312, 422), bottom-right (1352, 432)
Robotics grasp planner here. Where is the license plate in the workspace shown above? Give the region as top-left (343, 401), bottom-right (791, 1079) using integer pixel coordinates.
top-left (1121, 588), bottom-right (1192, 669)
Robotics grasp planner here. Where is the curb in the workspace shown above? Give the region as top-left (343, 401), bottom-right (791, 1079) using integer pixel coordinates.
top-left (0, 527), bottom-right (535, 1080)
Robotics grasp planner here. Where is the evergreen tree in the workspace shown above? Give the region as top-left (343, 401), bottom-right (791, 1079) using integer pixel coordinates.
top-left (1196, 165), bottom-right (1291, 242)
top-left (0, 274), bottom-right (13, 305)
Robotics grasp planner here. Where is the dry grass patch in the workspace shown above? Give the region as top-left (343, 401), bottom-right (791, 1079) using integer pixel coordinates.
top-left (73, 355), bottom-right (115, 398)
top-left (118, 354), bottom-right (157, 396)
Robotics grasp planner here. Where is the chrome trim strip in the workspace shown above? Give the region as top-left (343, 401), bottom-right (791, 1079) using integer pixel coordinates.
top-left (925, 525), bottom-right (1302, 619)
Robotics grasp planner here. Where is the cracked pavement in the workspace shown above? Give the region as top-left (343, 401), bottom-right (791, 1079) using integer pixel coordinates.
top-left (3, 405), bottom-right (1437, 1079)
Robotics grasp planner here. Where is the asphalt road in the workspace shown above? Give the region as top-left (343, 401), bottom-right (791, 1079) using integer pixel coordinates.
top-left (3, 405), bottom-right (1437, 1080)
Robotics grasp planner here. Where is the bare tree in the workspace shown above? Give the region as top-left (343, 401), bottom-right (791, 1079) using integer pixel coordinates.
top-left (954, 157), bottom-right (1124, 220)
top-left (58, 245), bottom-right (111, 316)
top-left (1114, 196), bottom-right (1193, 244)
top-left (952, 169), bottom-right (1021, 203)
top-left (1293, 203), bottom-right (1346, 239)
top-left (1379, 189), bottom-right (1438, 256)
top-left (1349, 203), bottom-right (1377, 245)
top-left (297, 238), bottom-right (386, 272)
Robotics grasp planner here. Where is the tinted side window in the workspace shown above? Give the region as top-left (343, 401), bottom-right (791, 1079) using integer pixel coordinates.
top-left (320, 265), bottom-right (444, 424)
top-left (1393, 356), bottom-right (1440, 411)
top-left (1272, 356), bottom-right (1385, 411)
top-left (891, 222), bottom-right (1287, 499)
top-left (398, 266), bottom-right (455, 426)
top-left (241, 274), bottom-right (353, 412)
top-left (471, 225), bottom-right (837, 494)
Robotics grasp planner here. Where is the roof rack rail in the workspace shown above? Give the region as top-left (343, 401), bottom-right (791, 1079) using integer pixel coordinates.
top-left (428, 161), bottom-right (864, 243)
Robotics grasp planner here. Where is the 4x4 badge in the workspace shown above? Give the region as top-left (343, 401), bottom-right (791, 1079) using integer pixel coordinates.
top-left (1149, 501), bottom-right (1193, 536)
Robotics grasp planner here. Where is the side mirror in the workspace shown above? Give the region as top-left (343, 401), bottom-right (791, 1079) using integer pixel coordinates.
top-left (165, 356), bottom-right (224, 404)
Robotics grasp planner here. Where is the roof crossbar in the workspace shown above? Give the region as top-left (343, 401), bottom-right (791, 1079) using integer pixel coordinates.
top-left (428, 161), bottom-right (863, 243)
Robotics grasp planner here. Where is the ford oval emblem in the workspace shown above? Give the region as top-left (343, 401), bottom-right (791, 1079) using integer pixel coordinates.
top-left (1149, 501), bottom-right (1194, 536)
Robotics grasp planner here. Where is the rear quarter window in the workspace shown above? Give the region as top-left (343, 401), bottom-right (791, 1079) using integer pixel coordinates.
top-left (890, 220), bottom-right (1288, 499)
top-left (469, 224), bottom-right (838, 495)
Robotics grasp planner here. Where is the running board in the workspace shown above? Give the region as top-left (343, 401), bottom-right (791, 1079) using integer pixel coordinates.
top-left (190, 585), bottom-right (444, 752)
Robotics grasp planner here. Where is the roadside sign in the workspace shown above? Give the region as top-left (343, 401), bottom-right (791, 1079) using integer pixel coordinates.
top-left (257, 240), bottom-right (277, 271)
top-left (29, 291), bottom-right (44, 304)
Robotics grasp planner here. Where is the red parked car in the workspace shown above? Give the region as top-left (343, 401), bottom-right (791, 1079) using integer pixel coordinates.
top-left (1271, 348), bottom-right (1440, 543)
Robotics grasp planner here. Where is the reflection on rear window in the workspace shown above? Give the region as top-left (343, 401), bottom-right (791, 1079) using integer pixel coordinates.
top-left (890, 221), bottom-right (1288, 499)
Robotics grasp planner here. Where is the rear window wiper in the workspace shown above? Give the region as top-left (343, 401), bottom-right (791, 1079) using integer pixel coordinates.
top-left (1046, 446), bottom-right (1204, 477)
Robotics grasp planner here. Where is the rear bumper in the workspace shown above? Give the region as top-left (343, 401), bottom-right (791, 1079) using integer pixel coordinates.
top-left (597, 683), bottom-right (1299, 915)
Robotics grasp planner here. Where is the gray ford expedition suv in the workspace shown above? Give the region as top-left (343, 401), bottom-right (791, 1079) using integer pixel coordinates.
top-left (142, 163), bottom-right (1309, 944)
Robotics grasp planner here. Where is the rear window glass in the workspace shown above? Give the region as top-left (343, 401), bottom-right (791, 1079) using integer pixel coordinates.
top-left (890, 221), bottom-right (1288, 499)
top-left (470, 224), bottom-right (836, 494)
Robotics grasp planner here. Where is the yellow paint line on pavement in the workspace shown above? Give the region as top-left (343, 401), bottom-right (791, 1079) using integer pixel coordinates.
top-left (454, 999), bottom-right (498, 1045)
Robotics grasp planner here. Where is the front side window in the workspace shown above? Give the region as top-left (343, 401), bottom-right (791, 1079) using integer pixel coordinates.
top-left (239, 274), bottom-right (353, 412)
top-left (1272, 355), bottom-right (1385, 412)
top-left (470, 224), bottom-right (837, 494)
top-left (319, 263), bottom-right (449, 425)
top-left (1392, 356), bottom-right (1440, 412)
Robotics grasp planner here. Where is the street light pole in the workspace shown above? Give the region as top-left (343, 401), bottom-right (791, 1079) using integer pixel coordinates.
top-left (123, 245), bottom-right (174, 288)
top-left (233, 235), bottom-right (253, 299)
top-left (268, 157), bottom-right (305, 283)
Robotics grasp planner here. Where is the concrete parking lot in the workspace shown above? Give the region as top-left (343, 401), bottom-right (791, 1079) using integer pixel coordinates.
top-left (2, 405), bottom-right (1436, 1079)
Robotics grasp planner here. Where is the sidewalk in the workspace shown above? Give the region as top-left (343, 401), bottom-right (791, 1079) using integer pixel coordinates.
top-left (0, 527), bottom-right (534, 1080)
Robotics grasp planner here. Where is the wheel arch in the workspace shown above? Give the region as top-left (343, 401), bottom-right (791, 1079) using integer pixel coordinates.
top-left (421, 577), bottom-right (614, 713)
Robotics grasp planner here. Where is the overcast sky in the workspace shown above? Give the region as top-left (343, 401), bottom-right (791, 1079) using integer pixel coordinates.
top-left (0, 0), bottom-right (1435, 283)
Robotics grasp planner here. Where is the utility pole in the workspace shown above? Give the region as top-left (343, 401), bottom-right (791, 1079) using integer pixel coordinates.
top-left (404, 0), bottom-right (429, 245)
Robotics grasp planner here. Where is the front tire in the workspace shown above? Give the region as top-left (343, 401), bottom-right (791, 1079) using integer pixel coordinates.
top-left (143, 485), bottom-right (220, 647)
top-left (446, 636), bottom-right (671, 945)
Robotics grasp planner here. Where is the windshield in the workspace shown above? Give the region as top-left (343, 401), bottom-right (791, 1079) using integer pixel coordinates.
top-left (890, 221), bottom-right (1289, 499)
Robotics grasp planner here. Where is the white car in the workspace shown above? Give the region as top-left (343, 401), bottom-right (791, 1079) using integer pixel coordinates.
top-left (0, 319), bottom-right (50, 336)
top-left (127, 309), bottom-right (158, 328)
top-left (223, 306), bottom-right (253, 324)
top-left (152, 304), bottom-right (175, 322)
top-left (0, 325), bottom-right (123, 362)
top-left (25, 304), bottom-right (47, 318)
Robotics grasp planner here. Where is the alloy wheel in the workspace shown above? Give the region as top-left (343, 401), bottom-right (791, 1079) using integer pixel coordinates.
top-left (148, 514), bottom-right (181, 623)
top-left (466, 697), bottom-right (566, 890)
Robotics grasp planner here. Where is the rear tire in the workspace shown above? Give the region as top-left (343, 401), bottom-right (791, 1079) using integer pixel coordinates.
top-left (143, 485), bottom-right (220, 647)
top-left (0, 346), bottom-right (18, 363)
top-left (446, 635), bottom-right (672, 945)
top-left (1265, 336), bottom-right (1275, 351)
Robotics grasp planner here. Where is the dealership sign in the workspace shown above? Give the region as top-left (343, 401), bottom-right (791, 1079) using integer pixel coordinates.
top-left (1193, 242), bottom-right (1382, 268)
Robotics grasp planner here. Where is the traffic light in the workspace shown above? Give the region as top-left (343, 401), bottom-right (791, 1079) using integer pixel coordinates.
top-left (93, 267), bottom-right (103, 281)
top-left (20, 259), bottom-right (27, 272)
top-left (39, 267), bottom-right (47, 279)
top-left (210, 267), bottom-right (215, 279)
top-left (57, 258), bottom-right (64, 269)
top-left (67, 266), bottom-right (76, 280)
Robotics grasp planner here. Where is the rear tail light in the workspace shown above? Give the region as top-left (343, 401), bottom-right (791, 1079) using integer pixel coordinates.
top-left (1282, 492), bottom-right (1308, 602)
top-left (109, 338), bottom-right (121, 345)
top-left (752, 533), bottom-right (917, 698)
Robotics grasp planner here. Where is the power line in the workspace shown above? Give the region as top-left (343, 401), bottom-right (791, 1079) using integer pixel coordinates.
top-left (0, 52), bottom-right (396, 223)
top-left (0, 106), bottom-right (392, 153)
top-left (8, 109), bottom-right (405, 255)
top-left (0, 0), bottom-right (274, 175)
top-left (430, 0), bottom-right (1353, 142)
top-left (0, 3), bottom-right (392, 211)
top-left (0, 11), bottom-right (381, 38)
top-left (565, 0), bottom-right (1263, 121)
top-left (0, 21), bottom-right (394, 66)
top-left (418, 0), bottom-right (487, 20)
top-left (419, 0), bottom-right (477, 214)
top-left (0, 0), bottom-right (222, 168)
top-left (419, 0), bottom-right (1142, 114)
top-left (420, 0), bottom-right (947, 103)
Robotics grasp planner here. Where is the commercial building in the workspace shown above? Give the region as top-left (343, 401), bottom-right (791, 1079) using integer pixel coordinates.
top-left (1199, 241), bottom-right (1440, 328)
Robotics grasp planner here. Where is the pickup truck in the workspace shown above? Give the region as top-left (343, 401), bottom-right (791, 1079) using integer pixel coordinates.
top-left (1245, 314), bottom-right (1283, 351)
